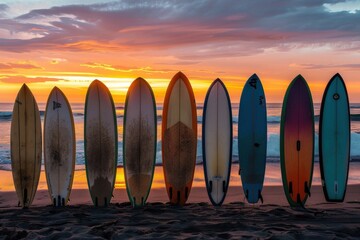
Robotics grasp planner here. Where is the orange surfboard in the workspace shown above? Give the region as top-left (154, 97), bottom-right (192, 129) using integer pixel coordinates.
top-left (162, 72), bottom-right (197, 205)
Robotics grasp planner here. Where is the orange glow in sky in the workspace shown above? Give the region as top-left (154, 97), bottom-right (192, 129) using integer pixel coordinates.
top-left (0, 1), bottom-right (359, 104)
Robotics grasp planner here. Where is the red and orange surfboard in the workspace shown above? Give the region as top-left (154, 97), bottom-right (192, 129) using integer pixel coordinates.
top-left (162, 72), bottom-right (197, 205)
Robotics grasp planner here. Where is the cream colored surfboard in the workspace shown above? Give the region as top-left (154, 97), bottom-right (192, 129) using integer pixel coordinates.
top-left (202, 79), bottom-right (232, 206)
top-left (85, 80), bottom-right (117, 207)
top-left (11, 84), bottom-right (42, 208)
top-left (44, 87), bottom-right (75, 206)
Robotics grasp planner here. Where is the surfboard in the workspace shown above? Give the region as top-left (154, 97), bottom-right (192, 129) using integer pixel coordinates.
top-left (202, 78), bottom-right (232, 206)
top-left (84, 80), bottom-right (117, 207)
top-left (238, 74), bottom-right (267, 204)
top-left (44, 87), bottom-right (75, 207)
top-left (319, 73), bottom-right (350, 202)
top-left (123, 78), bottom-right (157, 207)
top-left (280, 75), bottom-right (314, 207)
top-left (162, 72), bottom-right (197, 205)
top-left (11, 84), bottom-right (42, 208)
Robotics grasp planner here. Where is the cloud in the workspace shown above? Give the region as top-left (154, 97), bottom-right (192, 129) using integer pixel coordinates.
top-left (0, 0), bottom-right (359, 54)
top-left (0, 62), bottom-right (42, 70)
top-left (324, 0), bottom-right (360, 14)
top-left (289, 63), bottom-right (360, 70)
top-left (81, 62), bottom-right (172, 73)
top-left (0, 4), bottom-right (9, 17)
top-left (0, 75), bottom-right (62, 83)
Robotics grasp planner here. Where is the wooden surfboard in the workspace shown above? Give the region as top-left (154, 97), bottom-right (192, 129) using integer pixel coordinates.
top-left (238, 74), bottom-right (267, 204)
top-left (280, 75), bottom-right (314, 207)
top-left (85, 80), bottom-right (117, 207)
top-left (319, 73), bottom-right (350, 202)
top-left (202, 78), bottom-right (232, 206)
top-left (11, 84), bottom-right (42, 208)
top-left (123, 78), bottom-right (157, 207)
top-left (44, 87), bottom-right (75, 207)
top-left (162, 72), bottom-right (197, 205)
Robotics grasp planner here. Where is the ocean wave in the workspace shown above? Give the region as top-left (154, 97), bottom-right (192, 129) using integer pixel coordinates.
top-left (2, 110), bottom-right (360, 123)
top-left (1, 132), bottom-right (360, 167)
top-left (0, 112), bottom-right (12, 120)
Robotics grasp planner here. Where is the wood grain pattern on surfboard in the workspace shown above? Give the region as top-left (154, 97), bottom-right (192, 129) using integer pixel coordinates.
top-left (202, 78), bottom-right (232, 206)
top-left (238, 74), bottom-right (267, 204)
top-left (319, 73), bottom-right (350, 202)
top-left (123, 77), bottom-right (157, 207)
top-left (85, 80), bottom-right (117, 207)
top-left (162, 72), bottom-right (197, 205)
top-left (11, 84), bottom-right (42, 208)
top-left (44, 87), bottom-right (75, 207)
top-left (280, 75), bottom-right (314, 207)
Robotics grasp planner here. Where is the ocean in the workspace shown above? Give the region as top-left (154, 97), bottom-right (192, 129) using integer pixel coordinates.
top-left (1, 102), bottom-right (360, 170)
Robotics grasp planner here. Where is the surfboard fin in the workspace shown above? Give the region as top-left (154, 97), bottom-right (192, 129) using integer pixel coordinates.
top-left (296, 194), bottom-right (301, 204)
top-left (304, 181), bottom-right (311, 197)
top-left (222, 181), bottom-right (226, 193)
top-left (209, 181), bottom-right (213, 193)
top-left (258, 190), bottom-right (263, 204)
top-left (23, 188), bottom-right (28, 208)
top-left (289, 182), bottom-right (293, 194)
top-left (169, 187), bottom-right (173, 200)
top-left (297, 140), bottom-right (301, 151)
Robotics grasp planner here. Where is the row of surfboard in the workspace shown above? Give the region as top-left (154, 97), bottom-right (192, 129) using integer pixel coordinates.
top-left (9, 72), bottom-right (350, 208)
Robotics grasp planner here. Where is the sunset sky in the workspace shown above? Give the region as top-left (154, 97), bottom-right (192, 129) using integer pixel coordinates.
top-left (0, 0), bottom-right (359, 104)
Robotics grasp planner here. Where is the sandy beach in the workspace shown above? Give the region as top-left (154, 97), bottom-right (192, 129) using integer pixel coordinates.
top-left (1, 165), bottom-right (359, 239)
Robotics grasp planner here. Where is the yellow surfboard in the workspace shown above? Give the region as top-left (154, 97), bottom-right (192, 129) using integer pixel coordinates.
top-left (11, 84), bottom-right (42, 208)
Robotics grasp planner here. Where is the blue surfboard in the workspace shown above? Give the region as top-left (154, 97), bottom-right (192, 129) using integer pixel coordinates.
top-left (238, 74), bottom-right (267, 204)
top-left (319, 73), bottom-right (350, 202)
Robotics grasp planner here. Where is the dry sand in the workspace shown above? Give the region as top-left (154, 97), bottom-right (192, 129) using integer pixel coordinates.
top-left (1, 183), bottom-right (360, 239)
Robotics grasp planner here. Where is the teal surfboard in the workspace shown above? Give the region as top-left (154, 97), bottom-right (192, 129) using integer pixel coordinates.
top-left (238, 74), bottom-right (267, 204)
top-left (319, 73), bottom-right (350, 202)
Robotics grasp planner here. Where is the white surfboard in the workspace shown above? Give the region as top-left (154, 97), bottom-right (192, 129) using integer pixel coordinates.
top-left (44, 87), bottom-right (75, 206)
top-left (123, 78), bottom-right (157, 207)
top-left (202, 79), bottom-right (233, 206)
top-left (85, 80), bottom-right (117, 207)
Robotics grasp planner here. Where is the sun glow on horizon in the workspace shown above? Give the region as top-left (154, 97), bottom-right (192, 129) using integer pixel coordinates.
top-left (0, 1), bottom-right (359, 105)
